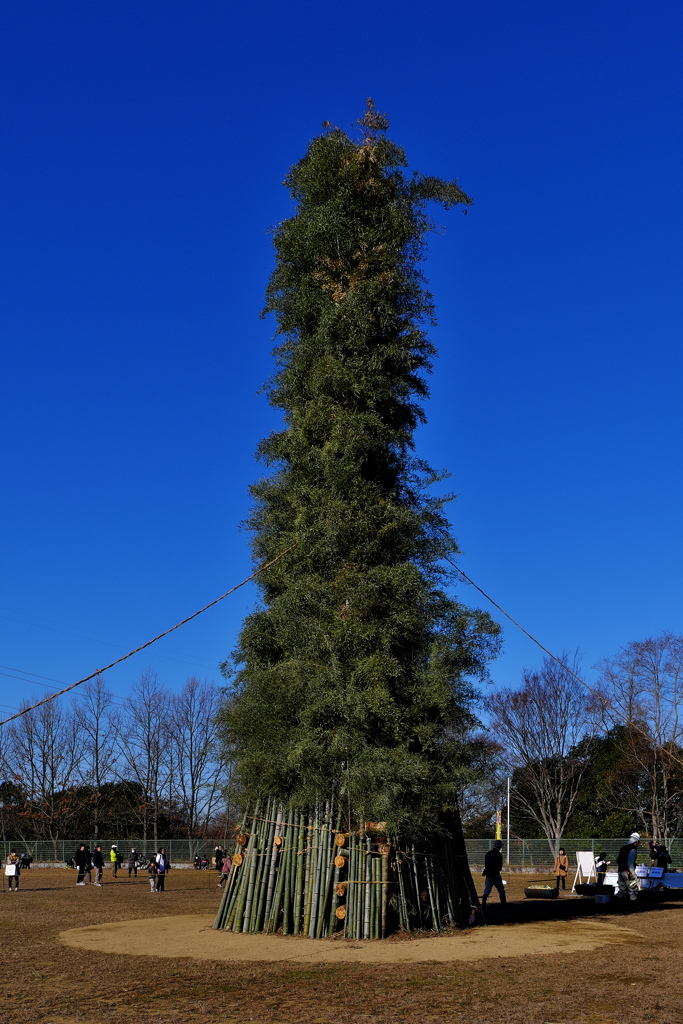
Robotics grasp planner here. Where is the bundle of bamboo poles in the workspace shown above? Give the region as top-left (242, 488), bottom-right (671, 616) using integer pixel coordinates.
top-left (213, 798), bottom-right (480, 938)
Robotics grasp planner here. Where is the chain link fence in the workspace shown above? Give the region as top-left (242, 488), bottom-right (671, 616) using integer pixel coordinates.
top-left (466, 838), bottom-right (683, 871)
top-left (3, 837), bottom-right (683, 870)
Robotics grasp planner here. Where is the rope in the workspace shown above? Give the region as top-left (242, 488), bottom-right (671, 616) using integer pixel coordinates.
top-left (0, 544), bottom-right (296, 728)
top-left (447, 555), bottom-right (683, 773)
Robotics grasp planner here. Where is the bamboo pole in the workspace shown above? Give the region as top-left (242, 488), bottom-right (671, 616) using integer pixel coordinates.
top-left (268, 818), bottom-right (289, 934)
top-left (302, 813), bottom-right (314, 936)
top-left (425, 853), bottom-right (438, 931)
top-left (251, 800), bottom-right (276, 932)
top-left (282, 811), bottom-right (296, 934)
top-left (411, 843), bottom-right (423, 929)
top-left (233, 833), bottom-right (256, 932)
top-left (363, 836), bottom-right (372, 940)
top-left (308, 803), bottom-right (323, 938)
top-left (380, 843), bottom-right (389, 939)
top-left (316, 802), bottom-right (335, 938)
top-left (242, 806), bottom-right (262, 931)
top-left (262, 803), bottom-right (283, 930)
top-left (293, 811), bottom-right (305, 935)
top-left (396, 848), bottom-right (410, 933)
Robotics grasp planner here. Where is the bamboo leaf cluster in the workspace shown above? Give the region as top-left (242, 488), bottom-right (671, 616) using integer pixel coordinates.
top-left (217, 104), bottom-right (501, 840)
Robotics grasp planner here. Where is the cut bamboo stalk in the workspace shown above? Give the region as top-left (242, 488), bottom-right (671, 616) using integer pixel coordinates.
top-left (308, 803), bottom-right (323, 938)
top-left (252, 800), bottom-right (276, 931)
top-left (240, 816), bottom-right (261, 931)
top-left (233, 833), bottom-right (256, 932)
top-left (380, 843), bottom-right (389, 940)
top-left (282, 811), bottom-right (296, 934)
top-left (293, 811), bottom-right (305, 935)
top-left (411, 843), bottom-right (423, 929)
top-left (396, 848), bottom-right (410, 933)
top-left (363, 836), bottom-right (372, 940)
top-left (425, 854), bottom-right (437, 931)
top-left (262, 803), bottom-right (283, 930)
top-left (317, 804), bottom-right (336, 937)
top-left (302, 812), bottom-right (314, 936)
top-left (268, 814), bottom-right (290, 933)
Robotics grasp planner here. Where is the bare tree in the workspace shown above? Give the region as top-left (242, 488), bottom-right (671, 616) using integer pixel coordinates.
top-left (6, 698), bottom-right (80, 842)
top-left (168, 677), bottom-right (228, 851)
top-left (597, 633), bottom-right (683, 841)
top-left (73, 676), bottom-right (120, 840)
top-left (490, 654), bottom-right (596, 855)
top-left (117, 670), bottom-right (171, 845)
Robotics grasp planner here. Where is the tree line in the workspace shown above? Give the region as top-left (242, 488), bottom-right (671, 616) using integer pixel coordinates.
top-left (4, 631), bottom-right (680, 853)
top-left (0, 671), bottom-right (229, 844)
top-left (484, 632), bottom-right (683, 852)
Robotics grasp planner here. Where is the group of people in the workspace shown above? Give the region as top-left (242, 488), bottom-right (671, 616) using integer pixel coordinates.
top-left (73, 844), bottom-right (105, 885)
top-left (68, 843), bottom-right (170, 890)
top-left (480, 831), bottom-right (675, 908)
top-left (108, 844), bottom-right (144, 877)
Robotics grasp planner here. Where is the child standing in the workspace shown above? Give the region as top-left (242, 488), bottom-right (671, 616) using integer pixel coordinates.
top-left (147, 858), bottom-right (157, 892)
top-left (554, 847), bottom-right (569, 892)
top-left (217, 853), bottom-right (232, 888)
top-left (5, 850), bottom-right (20, 891)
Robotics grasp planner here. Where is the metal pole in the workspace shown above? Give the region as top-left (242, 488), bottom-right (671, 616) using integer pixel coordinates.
top-left (506, 776), bottom-right (511, 865)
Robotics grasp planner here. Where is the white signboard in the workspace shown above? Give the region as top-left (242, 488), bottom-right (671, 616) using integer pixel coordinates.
top-left (572, 851), bottom-right (596, 891)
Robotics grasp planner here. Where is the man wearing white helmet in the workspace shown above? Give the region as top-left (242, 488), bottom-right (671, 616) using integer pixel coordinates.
top-left (615, 833), bottom-right (641, 902)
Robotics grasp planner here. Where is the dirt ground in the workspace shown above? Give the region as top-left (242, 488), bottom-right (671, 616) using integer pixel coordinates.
top-left (61, 913), bottom-right (640, 963)
top-left (1, 867), bottom-right (682, 1024)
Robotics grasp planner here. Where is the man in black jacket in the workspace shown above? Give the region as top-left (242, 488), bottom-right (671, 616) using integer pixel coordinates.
top-left (481, 840), bottom-right (506, 905)
top-left (74, 844), bottom-right (89, 886)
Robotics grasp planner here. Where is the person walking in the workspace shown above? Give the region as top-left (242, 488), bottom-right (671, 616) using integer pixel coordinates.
top-left (154, 848), bottom-right (169, 892)
top-left (554, 847), bottom-right (569, 892)
top-left (217, 852), bottom-right (232, 888)
top-left (83, 847), bottom-right (93, 884)
top-left (616, 832), bottom-right (641, 903)
top-left (481, 840), bottom-right (506, 906)
top-left (93, 845), bottom-right (105, 886)
top-left (74, 844), bottom-right (89, 885)
top-left (128, 849), bottom-right (138, 878)
top-left (5, 850), bottom-right (20, 892)
top-left (110, 844), bottom-right (119, 877)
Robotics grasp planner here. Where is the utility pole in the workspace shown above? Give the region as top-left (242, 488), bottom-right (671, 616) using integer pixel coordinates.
top-left (506, 776), bottom-right (511, 865)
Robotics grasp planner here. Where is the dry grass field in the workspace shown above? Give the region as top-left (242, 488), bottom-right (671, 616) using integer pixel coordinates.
top-left (1, 866), bottom-right (682, 1024)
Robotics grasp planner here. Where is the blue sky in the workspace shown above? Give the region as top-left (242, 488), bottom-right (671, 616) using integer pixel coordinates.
top-left (1, 0), bottom-right (682, 717)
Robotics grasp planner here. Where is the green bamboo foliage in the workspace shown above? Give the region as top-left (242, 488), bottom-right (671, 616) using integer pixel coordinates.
top-left (215, 804), bottom-right (480, 937)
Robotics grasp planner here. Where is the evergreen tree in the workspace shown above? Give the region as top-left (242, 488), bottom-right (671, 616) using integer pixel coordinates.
top-left (218, 102), bottom-right (500, 840)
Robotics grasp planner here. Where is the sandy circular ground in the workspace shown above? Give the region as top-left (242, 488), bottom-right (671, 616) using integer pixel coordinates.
top-left (59, 914), bottom-right (642, 963)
